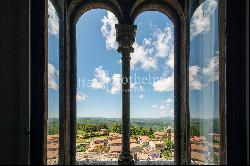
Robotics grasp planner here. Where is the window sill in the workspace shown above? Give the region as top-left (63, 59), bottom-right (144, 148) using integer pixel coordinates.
top-left (76, 160), bottom-right (174, 165)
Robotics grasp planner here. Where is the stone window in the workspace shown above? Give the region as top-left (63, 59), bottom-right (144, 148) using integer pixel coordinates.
top-left (45, 0), bottom-right (226, 165)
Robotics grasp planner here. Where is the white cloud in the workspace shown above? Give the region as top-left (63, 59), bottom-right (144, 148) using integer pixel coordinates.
top-left (130, 26), bottom-right (174, 71)
top-left (163, 98), bottom-right (174, 105)
top-left (100, 12), bottom-right (176, 72)
top-left (189, 54), bottom-right (219, 90)
top-left (138, 94), bottom-right (144, 99)
top-left (190, 0), bottom-right (218, 40)
top-left (76, 92), bottom-right (88, 101)
top-left (153, 74), bottom-right (174, 92)
top-left (160, 109), bottom-right (174, 116)
top-left (131, 82), bottom-right (143, 92)
top-left (109, 74), bottom-right (122, 94)
top-left (131, 41), bottom-right (157, 70)
top-left (131, 27), bottom-right (174, 71)
top-left (166, 51), bottom-right (174, 69)
top-left (203, 55), bottom-right (219, 82)
top-left (189, 65), bottom-right (203, 90)
top-left (48, 0), bottom-right (59, 36)
top-left (48, 63), bottom-right (59, 90)
top-left (154, 27), bottom-right (174, 59)
top-left (101, 11), bottom-right (118, 49)
top-left (90, 66), bottom-right (110, 89)
top-left (143, 38), bottom-right (152, 46)
top-left (151, 98), bottom-right (174, 117)
top-left (152, 105), bottom-right (158, 109)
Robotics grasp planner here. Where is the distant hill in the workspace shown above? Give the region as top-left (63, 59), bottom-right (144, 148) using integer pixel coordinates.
top-left (47, 117), bottom-right (219, 135)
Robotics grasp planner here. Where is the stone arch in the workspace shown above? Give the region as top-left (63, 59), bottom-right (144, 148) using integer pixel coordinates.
top-left (130, 1), bottom-right (190, 165)
top-left (49, 0), bottom-right (63, 20)
top-left (130, 0), bottom-right (184, 26)
top-left (63, 2), bottom-right (122, 164)
top-left (60, 0), bottom-right (190, 164)
top-left (68, 0), bottom-right (123, 25)
top-left (190, 0), bottom-right (206, 18)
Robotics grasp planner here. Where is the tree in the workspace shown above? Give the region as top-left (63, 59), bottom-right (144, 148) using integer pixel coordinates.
top-left (164, 138), bottom-right (174, 151)
top-left (161, 138), bottom-right (174, 160)
top-left (191, 125), bottom-right (200, 136)
top-left (147, 128), bottom-right (154, 138)
top-left (131, 126), bottom-right (147, 136)
top-left (112, 124), bottom-right (122, 134)
top-left (76, 145), bottom-right (87, 152)
top-left (94, 145), bottom-right (109, 153)
top-left (161, 150), bottom-right (172, 160)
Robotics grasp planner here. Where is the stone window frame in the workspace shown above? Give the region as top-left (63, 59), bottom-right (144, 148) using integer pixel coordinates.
top-left (189, 0), bottom-right (226, 164)
top-left (46, 0), bottom-right (226, 165)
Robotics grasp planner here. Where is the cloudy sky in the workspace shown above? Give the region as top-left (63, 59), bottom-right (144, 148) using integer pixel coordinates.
top-left (48, 0), bottom-right (219, 119)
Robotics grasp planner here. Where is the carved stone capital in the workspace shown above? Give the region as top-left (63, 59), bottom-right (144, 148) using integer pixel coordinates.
top-left (115, 24), bottom-right (137, 54)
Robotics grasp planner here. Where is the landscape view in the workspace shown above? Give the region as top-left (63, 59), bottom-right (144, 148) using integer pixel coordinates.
top-left (47, 118), bottom-right (220, 165)
top-left (47, 0), bottom-right (220, 165)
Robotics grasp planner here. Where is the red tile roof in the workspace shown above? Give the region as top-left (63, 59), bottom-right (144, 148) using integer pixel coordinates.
top-left (109, 146), bottom-right (122, 153)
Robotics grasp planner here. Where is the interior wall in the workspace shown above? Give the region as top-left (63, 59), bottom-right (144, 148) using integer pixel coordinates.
top-left (246, 0), bottom-right (249, 164)
top-left (226, 0), bottom-right (247, 164)
top-left (0, 0), bottom-right (30, 164)
top-left (0, 0), bottom-right (248, 165)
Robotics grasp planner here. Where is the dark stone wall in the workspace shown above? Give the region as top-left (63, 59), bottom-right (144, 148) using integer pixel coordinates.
top-left (30, 0), bottom-right (47, 164)
top-left (226, 0), bottom-right (248, 164)
top-left (0, 0), bottom-right (248, 164)
top-left (0, 0), bottom-right (30, 164)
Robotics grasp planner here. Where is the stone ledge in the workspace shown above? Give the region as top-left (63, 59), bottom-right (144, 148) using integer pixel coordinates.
top-left (76, 160), bottom-right (174, 165)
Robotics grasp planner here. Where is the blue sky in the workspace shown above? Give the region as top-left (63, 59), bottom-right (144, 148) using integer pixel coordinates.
top-left (48, 0), bottom-right (219, 119)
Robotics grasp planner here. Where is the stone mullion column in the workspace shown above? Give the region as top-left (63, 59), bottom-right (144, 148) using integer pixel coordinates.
top-left (115, 24), bottom-right (137, 165)
top-left (59, 0), bottom-right (71, 164)
top-left (121, 49), bottom-right (131, 158)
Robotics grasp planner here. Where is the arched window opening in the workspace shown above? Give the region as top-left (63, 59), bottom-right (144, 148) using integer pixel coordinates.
top-left (131, 11), bottom-right (175, 163)
top-left (189, 0), bottom-right (220, 164)
top-left (47, 0), bottom-right (60, 165)
top-left (29, 0), bottom-right (228, 165)
top-left (56, 1), bottom-right (188, 165)
top-left (75, 10), bottom-right (122, 164)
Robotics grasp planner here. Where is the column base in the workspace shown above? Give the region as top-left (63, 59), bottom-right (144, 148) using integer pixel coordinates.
top-left (118, 151), bottom-right (134, 165)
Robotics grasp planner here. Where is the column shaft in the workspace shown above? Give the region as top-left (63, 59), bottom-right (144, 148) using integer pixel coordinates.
top-left (115, 24), bottom-right (137, 165)
top-left (121, 53), bottom-right (131, 155)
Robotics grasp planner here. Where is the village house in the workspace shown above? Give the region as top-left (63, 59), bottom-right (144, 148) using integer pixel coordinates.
top-left (100, 129), bottom-right (109, 135)
top-left (142, 146), bottom-right (153, 154)
top-left (130, 138), bottom-right (137, 144)
top-left (190, 136), bottom-right (211, 164)
top-left (47, 135), bottom-right (59, 144)
top-left (108, 138), bottom-right (122, 147)
top-left (109, 145), bottom-right (122, 153)
top-left (88, 143), bottom-right (105, 152)
top-left (148, 151), bottom-right (161, 159)
top-left (190, 136), bottom-right (207, 145)
top-left (191, 152), bottom-right (207, 164)
top-left (137, 136), bottom-right (150, 145)
top-left (149, 141), bottom-right (165, 151)
top-left (136, 153), bottom-right (150, 161)
top-left (91, 138), bottom-right (108, 146)
top-left (47, 142), bottom-right (59, 151)
top-left (109, 133), bottom-right (122, 140)
top-left (208, 143), bottom-right (220, 158)
top-left (47, 151), bottom-right (58, 159)
top-left (130, 143), bottom-right (143, 154)
top-left (208, 133), bottom-right (220, 142)
top-left (191, 144), bottom-right (209, 155)
top-left (154, 131), bottom-right (167, 139)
